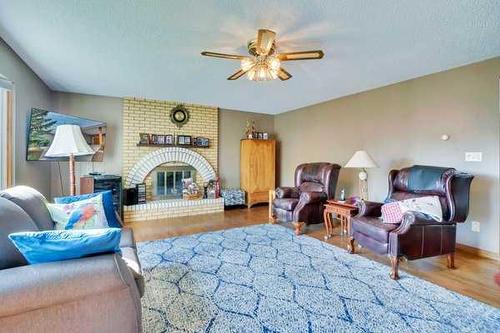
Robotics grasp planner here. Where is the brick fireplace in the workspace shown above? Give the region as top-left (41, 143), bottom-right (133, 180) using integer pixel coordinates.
top-left (122, 97), bottom-right (223, 223)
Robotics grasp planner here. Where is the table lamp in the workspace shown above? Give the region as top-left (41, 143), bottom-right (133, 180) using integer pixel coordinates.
top-left (345, 150), bottom-right (378, 200)
top-left (45, 124), bottom-right (94, 196)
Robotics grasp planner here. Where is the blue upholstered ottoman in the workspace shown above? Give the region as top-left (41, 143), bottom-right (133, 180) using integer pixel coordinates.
top-left (221, 189), bottom-right (245, 207)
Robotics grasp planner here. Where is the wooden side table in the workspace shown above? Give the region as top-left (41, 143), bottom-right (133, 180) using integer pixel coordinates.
top-left (323, 200), bottom-right (358, 240)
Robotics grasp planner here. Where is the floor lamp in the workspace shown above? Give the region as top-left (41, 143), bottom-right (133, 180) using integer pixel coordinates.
top-left (45, 124), bottom-right (94, 196)
top-left (344, 150), bottom-right (378, 201)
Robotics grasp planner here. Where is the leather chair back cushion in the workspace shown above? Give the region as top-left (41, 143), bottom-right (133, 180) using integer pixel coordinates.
top-left (294, 163), bottom-right (341, 199)
top-left (299, 182), bottom-right (324, 193)
top-left (392, 165), bottom-right (455, 195)
top-left (0, 186), bottom-right (54, 230)
top-left (0, 197), bottom-right (39, 269)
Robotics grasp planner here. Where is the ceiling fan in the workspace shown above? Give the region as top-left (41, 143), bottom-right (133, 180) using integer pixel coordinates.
top-left (201, 29), bottom-right (324, 81)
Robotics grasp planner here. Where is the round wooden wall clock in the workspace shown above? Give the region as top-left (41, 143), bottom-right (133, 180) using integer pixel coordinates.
top-left (170, 105), bottom-right (190, 128)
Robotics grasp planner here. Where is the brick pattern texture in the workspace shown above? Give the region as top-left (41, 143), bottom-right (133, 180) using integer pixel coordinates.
top-left (122, 97), bottom-right (219, 201)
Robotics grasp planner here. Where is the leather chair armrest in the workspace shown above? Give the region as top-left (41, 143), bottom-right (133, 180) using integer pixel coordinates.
top-left (299, 191), bottom-right (327, 204)
top-left (275, 186), bottom-right (300, 199)
top-left (393, 211), bottom-right (455, 234)
top-left (356, 200), bottom-right (383, 217)
top-left (0, 254), bottom-right (140, 318)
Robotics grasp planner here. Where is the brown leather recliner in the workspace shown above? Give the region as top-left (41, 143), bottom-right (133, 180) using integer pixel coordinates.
top-left (272, 163), bottom-right (341, 235)
top-left (349, 165), bottom-right (473, 279)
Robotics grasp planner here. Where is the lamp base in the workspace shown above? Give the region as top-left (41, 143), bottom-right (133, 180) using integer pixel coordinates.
top-left (69, 154), bottom-right (76, 196)
top-left (358, 169), bottom-right (368, 201)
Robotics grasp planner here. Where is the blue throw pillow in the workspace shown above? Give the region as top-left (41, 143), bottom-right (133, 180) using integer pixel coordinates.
top-left (8, 228), bottom-right (121, 264)
top-left (55, 191), bottom-right (121, 228)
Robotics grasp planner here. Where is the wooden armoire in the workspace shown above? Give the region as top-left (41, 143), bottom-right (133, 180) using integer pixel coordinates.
top-left (240, 139), bottom-right (276, 207)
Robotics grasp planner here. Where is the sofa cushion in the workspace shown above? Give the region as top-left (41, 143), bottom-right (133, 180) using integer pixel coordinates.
top-left (351, 216), bottom-right (400, 244)
top-left (273, 198), bottom-right (299, 211)
top-left (48, 195), bottom-right (109, 230)
top-left (0, 197), bottom-right (39, 269)
top-left (0, 186), bottom-right (54, 230)
top-left (55, 191), bottom-right (121, 228)
top-left (8, 228), bottom-right (122, 265)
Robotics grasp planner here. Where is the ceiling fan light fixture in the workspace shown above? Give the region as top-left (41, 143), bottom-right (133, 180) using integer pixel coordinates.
top-left (240, 57), bottom-right (255, 71)
top-left (201, 28), bottom-right (324, 82)
top-left (241, 55), bottom-right (281, 81)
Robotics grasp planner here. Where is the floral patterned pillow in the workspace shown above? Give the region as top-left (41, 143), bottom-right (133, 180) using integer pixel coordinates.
top-left (47, 194), bottom-right (109, 230)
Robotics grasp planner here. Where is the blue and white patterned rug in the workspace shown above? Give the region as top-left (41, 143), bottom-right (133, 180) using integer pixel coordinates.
top-left (137, 224), bottom-right (499, 332)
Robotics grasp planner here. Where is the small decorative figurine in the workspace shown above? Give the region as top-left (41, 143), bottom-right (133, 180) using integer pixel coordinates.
top-left (340, 188), bottom-right (346, 201)
top-left (244, 120), bottom-right (257, 139)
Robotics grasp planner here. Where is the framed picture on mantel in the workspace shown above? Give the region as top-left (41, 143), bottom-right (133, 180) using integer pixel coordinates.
top-left (139, 133), bottom-right (149, 144)
top-left (177, 135), bottom-right (192, 146)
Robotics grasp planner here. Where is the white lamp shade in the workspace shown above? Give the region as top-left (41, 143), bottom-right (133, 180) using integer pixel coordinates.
top-left (345, 150), bottom-right (378, 169)
top-left (45, 125), bottom-right (95, 157)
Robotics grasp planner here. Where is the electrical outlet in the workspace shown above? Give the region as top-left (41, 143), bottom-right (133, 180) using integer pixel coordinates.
top-left (471, 221), bottom-right (480, 233)
top-left (465, 152), bottom-right (482, 162)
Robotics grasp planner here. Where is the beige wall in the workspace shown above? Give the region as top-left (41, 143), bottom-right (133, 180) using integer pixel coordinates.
top-left (274, 57), bottom-right (500, 254)
top-left (50, 92), bottom-right (123, 197)
top-left (0, 38), bottom-right (53, 197)
top-left (48, 96), bottom-right (276, 196)
top-left (219, 109), bottom-right (275, 188)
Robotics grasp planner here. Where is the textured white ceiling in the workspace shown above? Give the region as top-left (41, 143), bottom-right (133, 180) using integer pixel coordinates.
top-left (1, 0), bottom-right (499, 114)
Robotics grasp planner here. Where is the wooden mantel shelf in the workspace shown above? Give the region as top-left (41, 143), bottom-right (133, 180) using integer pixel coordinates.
top-left (136, 143), bottom-right (210, 148)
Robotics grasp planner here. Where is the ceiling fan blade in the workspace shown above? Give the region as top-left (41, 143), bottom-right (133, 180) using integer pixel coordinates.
top-left (201, 51), bottom-right (246, 60)
top-left (256, 29), bottom-right (276, 55)
top-left (227, 69), bottom-right (247, 80)
top-left (278, 50), bottom-right (324, 61)
top-left (277, 67), bottom-right (292, 81)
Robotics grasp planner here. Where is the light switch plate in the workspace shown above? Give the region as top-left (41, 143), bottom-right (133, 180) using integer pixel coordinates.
top-left (465, 152), bottom-right (482, 162)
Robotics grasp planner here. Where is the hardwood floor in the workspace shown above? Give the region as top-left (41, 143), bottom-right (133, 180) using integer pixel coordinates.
top-left (127, 206), bottom-right (500, 308)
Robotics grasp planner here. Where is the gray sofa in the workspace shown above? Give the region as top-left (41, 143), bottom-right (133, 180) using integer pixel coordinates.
top-left (0, 186), bottom-right (143, 333)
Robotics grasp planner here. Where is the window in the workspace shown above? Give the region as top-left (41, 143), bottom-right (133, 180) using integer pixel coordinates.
top-left (0, 75), bottom-right (14, 190)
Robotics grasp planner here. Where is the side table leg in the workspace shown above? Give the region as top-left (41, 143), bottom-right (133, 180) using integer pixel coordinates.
top-left (347, 216), bottom-right (351, 236)
top-left (323, 210), bottom-right (330, 240)
top-left (340, 216), bottom-right (345, 236)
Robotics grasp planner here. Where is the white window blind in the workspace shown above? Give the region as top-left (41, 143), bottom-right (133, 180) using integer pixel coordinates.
top-left (0, 77), bottom-right (13, 190)
top-left (0, 87), bottom-right (6, 189)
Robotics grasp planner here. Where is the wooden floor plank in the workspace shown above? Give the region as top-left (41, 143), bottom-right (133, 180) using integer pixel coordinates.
top-left (127, 206), bottom-right (500, 308)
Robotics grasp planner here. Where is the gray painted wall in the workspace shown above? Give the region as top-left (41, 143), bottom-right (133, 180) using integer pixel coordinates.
top-left (274, 57), bottom-right (500, 254)
top-left (0, 38), bottom-right (53, 197)
top-left (219, 109), bottom-right (274, 188)
top-left (50, 92), bottom-right (123, 197)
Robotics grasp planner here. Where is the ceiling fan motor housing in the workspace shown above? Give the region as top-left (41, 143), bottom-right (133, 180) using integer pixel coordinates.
top-left (247, 39), bottom-right (276, 56)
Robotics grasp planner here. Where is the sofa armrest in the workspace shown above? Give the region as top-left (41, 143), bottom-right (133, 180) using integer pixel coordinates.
top-left (115, 211), bottom-right (124, 227)
top-left (299, 191), bottom-right (327, 204)
top-left (275, 186), bottom-right (300, 199)
top-left (356, 200), bottom-right (383, 217)
top-left (0, 254), bottom-right (140, 318)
